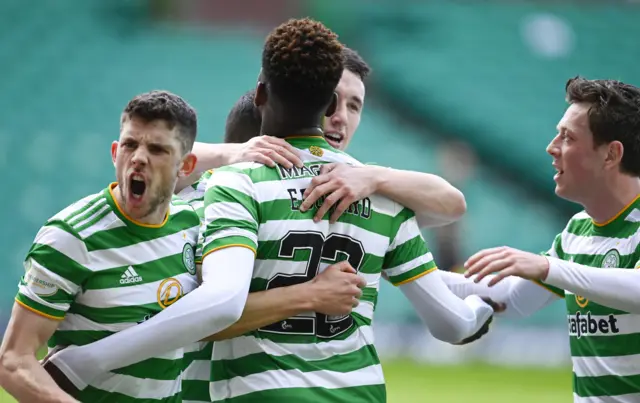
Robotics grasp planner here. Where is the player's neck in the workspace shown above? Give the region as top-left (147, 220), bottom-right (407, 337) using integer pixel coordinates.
top-left (584, 176), bottom-right (640, 224)
top-left (112, 184), bottom-right (169, 226)
top-left (261, 110), bottom-right (325, 139)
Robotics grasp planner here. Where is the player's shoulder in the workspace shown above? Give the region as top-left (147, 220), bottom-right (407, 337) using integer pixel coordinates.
top-left (169, 196), bottom-right (200, 225)
top-left (32, 190), bottom-right (109, 253)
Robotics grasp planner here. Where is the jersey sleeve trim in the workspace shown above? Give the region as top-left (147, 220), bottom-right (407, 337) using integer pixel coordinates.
top-left (14, 296), bottom-right (65, 321)
top-left (394, 266), bottom-right (438, 286)
top-left (202, 243), bottom-right (257, 261)
top-left (531, 280), bottom-right (565, 298)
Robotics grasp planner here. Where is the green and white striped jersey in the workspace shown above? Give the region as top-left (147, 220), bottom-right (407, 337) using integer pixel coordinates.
top-left (201, 136), bottom-right (436, 403)
top-left (538, 197), bottom-right (640, 403)
top-left (16, 183), bottom-right (201, 403)
top-left (177, 170), bottom-right (215, 403)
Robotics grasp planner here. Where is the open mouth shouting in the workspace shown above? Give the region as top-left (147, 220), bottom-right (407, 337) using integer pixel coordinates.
top-left (324, 131), bottom-right (344, 149)
top-left (553, 163), bottom-right (564, 181)
top-left (128, 172), bottom-right (147, 205)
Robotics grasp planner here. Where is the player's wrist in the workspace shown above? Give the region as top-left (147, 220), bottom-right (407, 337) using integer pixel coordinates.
top-left (365, 165), bottom-right (389, 192)
top-left (289, 282), bottom-right (317, 312)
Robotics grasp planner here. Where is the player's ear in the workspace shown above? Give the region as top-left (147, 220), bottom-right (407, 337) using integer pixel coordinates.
top-left (111, 141), bottom-right (118, 165)
top-left (254, 82), bottom-right (267, 107)
top-left (325, 92), bottom-right (338, 117)
top-left (179, 153), bottom-right (198, 178)
top-left (605, 140), bottom-right (624, 169)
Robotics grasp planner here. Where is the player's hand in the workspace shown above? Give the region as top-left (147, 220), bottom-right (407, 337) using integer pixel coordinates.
top-left (464, 246), bottom-right (550, 286)
top-left (231, 135), bottom-right (303, 169)
top-left (41, 346), bottom-right (82, 399)
top-left (453, 298), bottom-right (504, 345)
top-left (300, 163), bottom-right (378, 223)
top-left (307, 261), bottom-right (367, 316)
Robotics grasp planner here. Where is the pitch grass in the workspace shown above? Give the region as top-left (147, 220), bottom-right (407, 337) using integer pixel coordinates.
top-left (0, 359), bottom-right (572, 402)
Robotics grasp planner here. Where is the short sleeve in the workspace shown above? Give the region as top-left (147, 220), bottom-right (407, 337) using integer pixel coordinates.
top-left (533, 232), bottom-right (566, 298)
top-left (16, 222), bottom-right (92, 320)
top-left (383, 208), bottom-right (437, 286)
top-left (201, 166), bottom-right (260, 260)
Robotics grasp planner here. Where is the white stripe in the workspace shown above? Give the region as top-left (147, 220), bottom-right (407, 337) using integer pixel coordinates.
top-left (183, 359), bottom-right (211, 381)
top-left (90, 371), bottom-right (181, 400)
top-left (76, 272), bottom-right (198, 308)
top-left (210, 364), bottom-right (384, 401)
top-left (567, 313), bottom-right (640, 337)
top-left (573, 392), bottom-right (640, 403)
top-left (626, 209), bottom-right (640, 223)
top-left (388, 217), bottom-right (422, 252)
top-left (52, 193), bottom-right (103, 222)
top-left (384, 252), bottom-right (433, 277)
top-left (572, 353), bottom-right (640, 377)
top-left (183, 341), bottom-right (209, 354)
top-left (353, 300), bottom-right (374, 320)
top-left (57, 313), bottom-right (135, 333)
top-left (572, 211), bottom-right (591, 221)
top-left (205, 170), bottom-right (255, 198)
top-left (170, 202), bottom-right (196, 215)
top-left (204, 202), bottom-right (256, 224)
top-left (561, 229), bottom-right (640, 256)
top-left (35, 225), bottom-right (88, 266)
top-left (213, 325), bottom-right (375, 361)
top-left (86, 228), bottom-right (199, 271)
top-left (27, 259), bottom-right (80, 294)
top-left (258, 219), bottom-right (389, 255)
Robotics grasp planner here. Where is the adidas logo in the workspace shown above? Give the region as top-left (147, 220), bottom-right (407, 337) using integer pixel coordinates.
top-left (120, 266), bottom-right (143, 285)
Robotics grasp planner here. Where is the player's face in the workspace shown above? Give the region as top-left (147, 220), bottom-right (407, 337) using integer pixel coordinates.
top-left (324, 70), bottom-right (365, 150)
top-left (547, 103), bottom-right (609, 203)
top-left (112, 117), bottom-right (196, 222)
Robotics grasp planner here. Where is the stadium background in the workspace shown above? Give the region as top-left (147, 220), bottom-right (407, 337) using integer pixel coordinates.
top-left (2, 0), bottom-right (638, 401)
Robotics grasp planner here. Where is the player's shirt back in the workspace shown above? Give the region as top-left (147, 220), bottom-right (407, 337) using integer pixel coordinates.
top-left (16, 183), bottom-right (200, 403)
top-left (540, 196), bottom-right (640, 403)
top-left (176, 170), bottom-right (215, 403)
top-left (201, 136), bottom-right (437, 403)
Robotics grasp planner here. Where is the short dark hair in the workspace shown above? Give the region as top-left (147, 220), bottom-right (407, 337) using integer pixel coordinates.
top-left (566, 76), bottom-right (640, 176)
top-left (224, 89), bottom-right (262, 144)
top-left (343, 47), bottom-right (371, 81)
top-left (121, 90), bottom-right (197, 153)
top-left (261, 18), bottom-right (344, 113)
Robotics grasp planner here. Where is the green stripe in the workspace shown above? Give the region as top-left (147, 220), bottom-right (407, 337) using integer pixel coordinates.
top-left (74, 207), bottom-right (112, 234)
top-left (383, 236), bottom-right (429, 270)
top-left (28, 244), bottom-right (91, 285)
top-left (49, 329), bottom-right (114, 347)
top-left (61, 193), bottom-right (105, 224)
top-left (182, 379), bottom-right (210, 402)
top-left (68, 197), bottom-right (108, 228)
top-left (15, 293), bottom-right (65, 319)
top-left (83, 209), bottom-right (199, 252)
top-left (212, 344), bottom-right (379, 380)
top-left (204, 185), bottom-right (259, 223)
top-left (219, 384), bottom-right (386, 403)
top-left (69, 302), bottom-right (164, 324)
top-left (574, 373), bottom-right (640, 398)
top-left (203, 235), bottom-right (256, 257)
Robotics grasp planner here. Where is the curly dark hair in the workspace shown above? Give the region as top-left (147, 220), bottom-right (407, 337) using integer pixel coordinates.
top-left (261, 18), bottom-right (344, 111)
top-left (121, 90), bottom-right (197, 153)
top-left (566, 76), bottom-right (640, 176)
top-left (224, 89), bottom-right (262, 144)
top-left (343, 47), bottom-right (371, 81)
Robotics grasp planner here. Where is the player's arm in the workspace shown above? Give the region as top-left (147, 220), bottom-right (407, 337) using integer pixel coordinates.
top-left (45, 166), bottom-right (261, 390)
top-left (176, 138), bottom-right (303, 192)
top-left (542, 254), bottom-right (640, 313)
top-left (438, 271), bottom-right (560, 318)
top-left (0, 305), bottom-right (77, 403)
top-left (0, 223), bottom-right (91, 403)
top-left (300, 163), bottom-right (466, 228)
top-left (383, 208), bottom-right (493, 344)
top-left (204, 261), bottom-right (365, 341)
